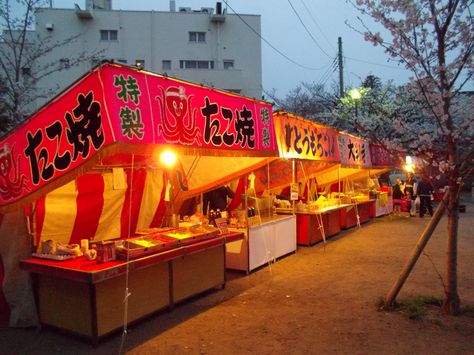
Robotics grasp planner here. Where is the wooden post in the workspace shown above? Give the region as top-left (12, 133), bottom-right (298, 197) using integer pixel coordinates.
top-left (384, 191), bottom-right (449, 309)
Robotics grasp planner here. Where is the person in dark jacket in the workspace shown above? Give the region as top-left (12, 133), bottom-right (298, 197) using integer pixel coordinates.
top-left (392, 181), bottom-right (404, 216)
top-left (416, 176), bottom-right (434, 217)
top-left (203, 185), bottom-right (235, 216)
top-left (404, 172), bottom-right (416, 217)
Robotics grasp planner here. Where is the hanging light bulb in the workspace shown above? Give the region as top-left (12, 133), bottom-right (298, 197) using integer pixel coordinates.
top-left (159, 150), bottom-right (177, 168)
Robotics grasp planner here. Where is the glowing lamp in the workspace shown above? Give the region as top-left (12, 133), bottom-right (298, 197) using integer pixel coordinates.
top-left (404, 156), bottom-right (415, 172)
top-left (349, 88), bottom-right (361, 100)
top-left (160, 150), bottom-right (177, 168)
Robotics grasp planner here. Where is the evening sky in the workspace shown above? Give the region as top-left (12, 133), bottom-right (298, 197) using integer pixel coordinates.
top-left (22, 1), bottom-right (428, 96)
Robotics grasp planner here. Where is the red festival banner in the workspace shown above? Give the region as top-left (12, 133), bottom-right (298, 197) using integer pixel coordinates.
top-left (101, 65), bottom-right (275, 150)
top-left (370, 144), bottom-right (395, 167)
top-left (338, 132), bottom-right (371, 168)
top-left (0, 70), bottom-right (111, 209)
top-left (0, 64), bottom-right (276, 209)
top-left (273, 112), bottom-right (340, 162)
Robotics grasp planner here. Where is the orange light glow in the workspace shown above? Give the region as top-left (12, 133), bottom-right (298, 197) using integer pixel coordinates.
top-left (160, 150), bottom-right (177, 168)
top-left (404, 156), bottom-right (415, 172)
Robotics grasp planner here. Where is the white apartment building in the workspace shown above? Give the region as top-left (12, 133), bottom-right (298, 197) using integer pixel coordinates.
top-left (34, 0), bottom-right (262, 106)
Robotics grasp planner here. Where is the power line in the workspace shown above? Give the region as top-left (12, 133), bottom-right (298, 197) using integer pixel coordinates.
top-left (344, 55), bottom-right (404, 70)
top-left (316, 57), bottom-right (338, 87)
top-left (261, 59), bottom-right (336, 101)
top-left (344, 56), bottom-right (353, 88)
top-left (299, 0), bottom-right (336, 52)
top-left (286, 0), bottom-right (334, 59)
top-left (222, 0), bottom-right (331, 71)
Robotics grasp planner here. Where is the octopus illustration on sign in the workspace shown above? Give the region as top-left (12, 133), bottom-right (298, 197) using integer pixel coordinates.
top-left (156, 86), bottom-right (199, 144)
top-left (0, 144), bottom-right (29, 200)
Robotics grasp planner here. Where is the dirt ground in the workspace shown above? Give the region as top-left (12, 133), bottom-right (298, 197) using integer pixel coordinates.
top-left (1, 194), bottom-right (473, 355)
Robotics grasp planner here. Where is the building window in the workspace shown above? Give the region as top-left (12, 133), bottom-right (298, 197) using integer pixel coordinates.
top-left (117, 59), bottom-right (127, 64)
top-left (162, 60), bottom-right (171, 70)
top-left (59, 58), bottom-right (70, 69)
top-left (100, 30), bottom-right (118, 41)
top-left (223, 60), bottom-right (234, 70)
top-left (179, 60), bottom-right (214, 69)
top-left (188, 31), bottom-right (206, 43)
top-left (181, 60), bottom-right (196, 69)
top-left (135, 59), bottom-right (145, 69)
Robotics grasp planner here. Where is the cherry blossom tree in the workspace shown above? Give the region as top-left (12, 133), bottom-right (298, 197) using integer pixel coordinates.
top-left (349, 0), bottom-right (473, 315)
top-left (266, 81), bottom-right (340, 121)
top-left (0, 0), bottom-right (102, 135)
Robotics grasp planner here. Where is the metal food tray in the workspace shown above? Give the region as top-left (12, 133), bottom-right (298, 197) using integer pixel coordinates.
top-left (161, 225), bottom-right (220, 246)
top-left (115, 234), bottom-right (180, 260)
top-left (116, 226), bottom-right (221, 259)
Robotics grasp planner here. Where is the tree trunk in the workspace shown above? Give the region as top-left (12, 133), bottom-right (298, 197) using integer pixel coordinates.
top-left (384, 192), bottom-right (448, 310)
top-left (442, 184), bottom-right (461, 315)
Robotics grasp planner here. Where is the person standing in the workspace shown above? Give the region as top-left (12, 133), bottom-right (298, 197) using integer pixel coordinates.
top-left (404, 172), bottom-right (416, 217)
top-left (392, 181), bottom-right (404, 216)
top-left (203, 185), bottom-right (235, 216)
top-left (416, 176), bottom-right (434, 217)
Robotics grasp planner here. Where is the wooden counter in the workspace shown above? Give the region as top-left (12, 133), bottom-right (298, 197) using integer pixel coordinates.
top-left (20, 232), bottom-right (243, 345)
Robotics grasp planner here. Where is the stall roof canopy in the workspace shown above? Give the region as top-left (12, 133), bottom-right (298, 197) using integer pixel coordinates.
top-left (0, 63), bottom-right (277, 212)
top-left (273, 111), bottom-right (398, 169)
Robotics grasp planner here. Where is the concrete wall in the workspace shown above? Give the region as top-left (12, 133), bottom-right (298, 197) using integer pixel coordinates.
top-left (34, 6), bottom-right (262, 108)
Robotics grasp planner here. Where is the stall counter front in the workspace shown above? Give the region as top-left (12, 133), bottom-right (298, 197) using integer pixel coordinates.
top-left (20, 232), bottom-right (243, 345)
top-left (225, 214), bottom-right (296, 273)
top-left (340, 200), bottom-right (375, 229)
top-left (372, 192), bottom-right (393, 217)
top-left (288, 205), bottom-right (349, 246)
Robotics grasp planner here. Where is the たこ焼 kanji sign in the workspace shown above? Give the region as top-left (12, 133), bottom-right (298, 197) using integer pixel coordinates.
top-left (0, 64), bottom-right (276, 210)
top-left (102, 65), bottom-right (275, 150)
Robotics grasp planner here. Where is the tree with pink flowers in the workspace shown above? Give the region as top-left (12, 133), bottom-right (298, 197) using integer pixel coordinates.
top-left (349, 0), bottom-right (473, 315)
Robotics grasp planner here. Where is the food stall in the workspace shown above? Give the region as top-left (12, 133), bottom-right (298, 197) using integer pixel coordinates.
top-left (333, 133), bottom-right (395, 228)
top-left (330, 132), bottom-right (374, 229)
top-left (223, 160), bottom-right (297, 273)
top-left (369, 144), bottom-right (395, 217)
top-left (270, 112), bottom-right (346, 246)
top-left (266, 114), bottom-right (393, 245)
top-left (0, 63), bottom-right (278, 342)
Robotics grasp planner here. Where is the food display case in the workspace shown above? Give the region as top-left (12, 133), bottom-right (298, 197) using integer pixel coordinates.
top-left (225, 195), bottom-right (296, 273)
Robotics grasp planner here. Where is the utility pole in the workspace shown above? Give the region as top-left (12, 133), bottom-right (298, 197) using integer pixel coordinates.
top-left (338, 37), bottom-right (344, 97)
